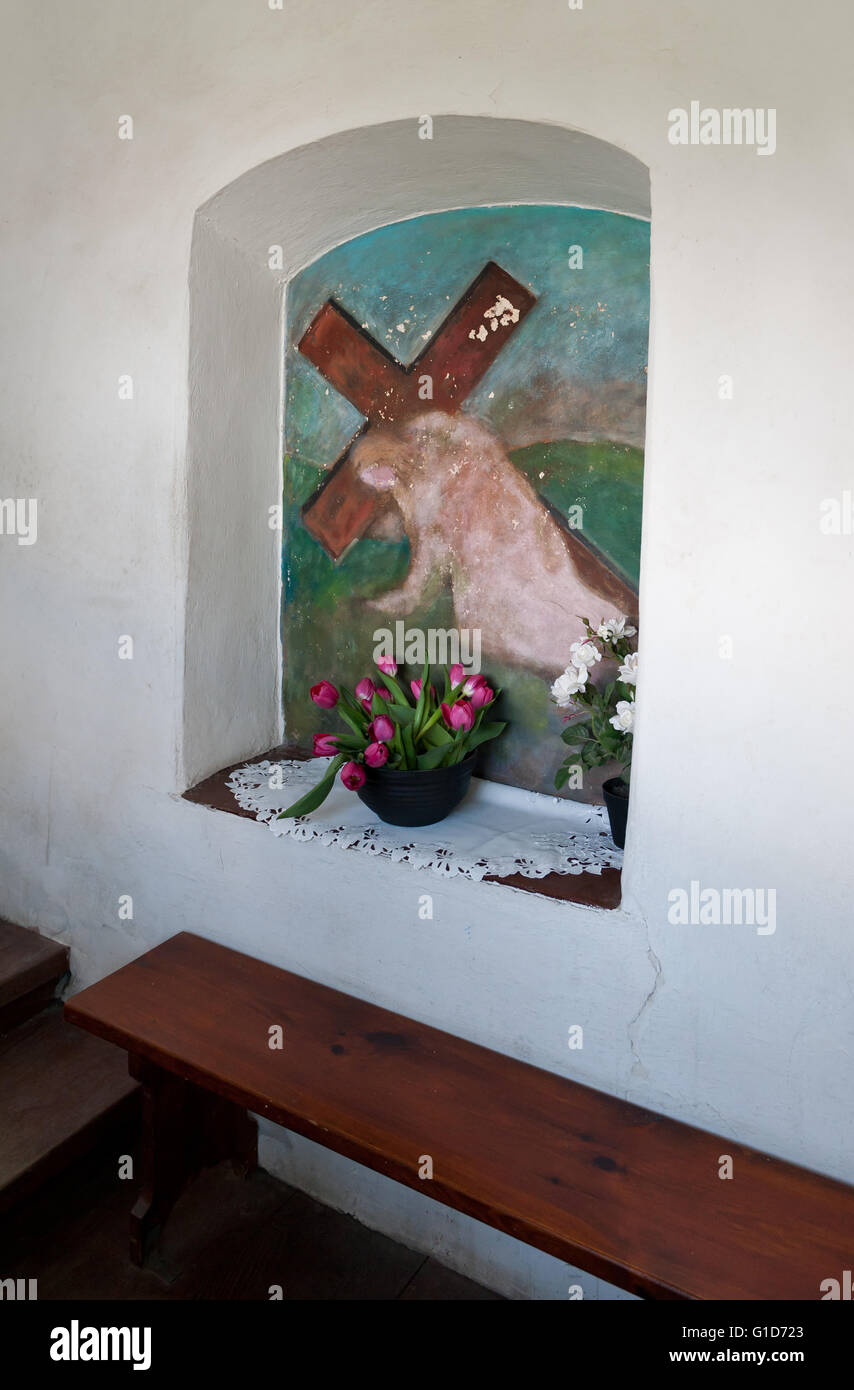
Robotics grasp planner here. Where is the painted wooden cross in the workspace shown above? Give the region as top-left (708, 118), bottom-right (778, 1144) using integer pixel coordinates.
top-left (298, 262), bottom-right (537, 559)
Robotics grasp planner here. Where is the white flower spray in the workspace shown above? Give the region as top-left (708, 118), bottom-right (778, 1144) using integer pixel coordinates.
top-left (549, 615), bottom-right (638, 790)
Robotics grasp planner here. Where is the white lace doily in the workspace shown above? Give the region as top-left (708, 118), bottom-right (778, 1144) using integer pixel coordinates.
top-left (227, 758), bottom-right (622, 882)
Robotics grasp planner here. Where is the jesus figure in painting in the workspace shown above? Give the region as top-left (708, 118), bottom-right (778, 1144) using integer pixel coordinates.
top-left (350, 410), bottom-right (637, 676)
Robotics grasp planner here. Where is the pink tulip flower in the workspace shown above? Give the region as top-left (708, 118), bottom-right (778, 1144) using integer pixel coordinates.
top-left (310, 680), bottom-right (339, 709)
top-left (449, 664), bottom-right (465, 688)
top-left (470, 683), bottom-right (494, 710)
top-left (376, 657), bottom-right (398, 677)
top-left (464, 673), bottom-right (487, 696)
top-left (371, 714), bottom-right (395, 743)
top-left (354, 677), bottom-right (375, 703)
top-left (340, 761), bottom-right (366, 790)
top-left (376, 687), bottom-right (392, 701)
top-left (364, 741), bottom-right (389, 768)
top-left (312, 733), bottom-right (340, 756)
top-left (410, 679), bottom-right (437, 701)
top-left (441, 699), bottom-right (475, 732)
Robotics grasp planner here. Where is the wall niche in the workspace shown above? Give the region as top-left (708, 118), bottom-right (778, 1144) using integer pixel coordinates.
top-left (282, 205), bottom-right (648, 796)
top-left (183, 118), bottom-right (650, 793)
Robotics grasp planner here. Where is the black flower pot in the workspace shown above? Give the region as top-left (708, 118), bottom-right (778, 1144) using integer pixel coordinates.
top-left (357, 753), bottom-right (478, 827)
top-left (602, 776), bottom-right (629, 849)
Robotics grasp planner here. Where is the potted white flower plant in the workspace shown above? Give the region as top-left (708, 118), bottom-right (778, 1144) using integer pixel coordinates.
top-left (550, 616), bottom-right (637, 848)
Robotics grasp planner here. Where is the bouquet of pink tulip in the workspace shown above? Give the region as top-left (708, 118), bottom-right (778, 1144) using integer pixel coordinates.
top-left (278, 658), bottom-right (505, 819)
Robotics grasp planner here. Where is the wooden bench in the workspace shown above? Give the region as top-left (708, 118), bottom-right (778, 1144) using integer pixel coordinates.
top-left (65, 931), bottom-right (854, 1299)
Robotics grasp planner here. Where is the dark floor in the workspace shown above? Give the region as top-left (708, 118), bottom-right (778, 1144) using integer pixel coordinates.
top-left (0, 1153), bottom-right (503, 1300)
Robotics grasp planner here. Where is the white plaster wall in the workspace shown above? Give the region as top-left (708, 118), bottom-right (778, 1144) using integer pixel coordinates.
top-left (2, 0), bottom-right (853, 1299)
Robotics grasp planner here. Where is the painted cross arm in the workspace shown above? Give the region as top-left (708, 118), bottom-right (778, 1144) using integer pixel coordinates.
top-left (297, 301), bottom-right (409, 422)
top-left (298, 261), bottom-right (537, 559)
top-left (416, 261), bottom-right (537, 409)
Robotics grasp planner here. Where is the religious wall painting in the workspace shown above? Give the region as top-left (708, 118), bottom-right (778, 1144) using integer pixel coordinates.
top-left (282, 205), bottom-right (649, 798)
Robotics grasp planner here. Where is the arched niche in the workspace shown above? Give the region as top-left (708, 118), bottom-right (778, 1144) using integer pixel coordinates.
top-left (183, 117), bottom-right (649, 786)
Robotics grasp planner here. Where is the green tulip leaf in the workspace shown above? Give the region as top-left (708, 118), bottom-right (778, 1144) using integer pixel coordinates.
top-left (416, 744), bottom-right (449, 770)
top-left (276, 755), bottom-right (345, 819)
top-left (387, 702), bottom-right (416, 726)
top-left (464, 720), bottom-right (506, 752)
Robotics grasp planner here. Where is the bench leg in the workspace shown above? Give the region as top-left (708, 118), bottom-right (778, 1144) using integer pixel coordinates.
top-left (128, 1054), bottom-right (257, 1267)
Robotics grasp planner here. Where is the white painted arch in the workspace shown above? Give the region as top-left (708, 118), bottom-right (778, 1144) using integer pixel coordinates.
top-left (183, 116), bottom-right (650, 786)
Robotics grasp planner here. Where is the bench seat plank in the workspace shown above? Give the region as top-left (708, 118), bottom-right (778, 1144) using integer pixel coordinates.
top-left (65, 932), bottom-right (853, 1300)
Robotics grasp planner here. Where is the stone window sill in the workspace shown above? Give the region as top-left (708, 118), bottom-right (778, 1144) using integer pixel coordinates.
top-left (183, 747), bottom-right (622, 911)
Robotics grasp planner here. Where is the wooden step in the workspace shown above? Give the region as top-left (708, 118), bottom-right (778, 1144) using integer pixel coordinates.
top-left (0, 919), bottom-right (69, 1032)
top-left (0, 1005), bottom-right (139, 1216)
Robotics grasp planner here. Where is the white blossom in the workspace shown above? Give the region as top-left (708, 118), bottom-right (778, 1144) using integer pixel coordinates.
top-left (570, 639), bottom-right (601, 669)
top-left (617, 652), bottom-right (638, 685)
top-left (551, 664), bottom-right (589, 706)
top-left (609, 699), bottom-right (635, 734)
top-left (597, 616), bottom-right (637, 642)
